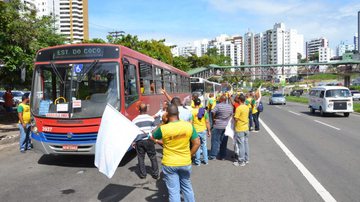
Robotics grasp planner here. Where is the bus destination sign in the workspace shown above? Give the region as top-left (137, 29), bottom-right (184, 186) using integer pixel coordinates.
top-left (54, 47), bottom-right (104, 59)
top-left (36, 46), bottom-right (119, 61)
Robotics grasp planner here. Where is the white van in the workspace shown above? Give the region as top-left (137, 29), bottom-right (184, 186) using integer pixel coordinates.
top-left (308, 86), bottom-right (354, 117)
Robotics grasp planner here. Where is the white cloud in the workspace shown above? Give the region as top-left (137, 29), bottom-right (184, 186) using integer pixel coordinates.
top-left (207, 0), bottom-right (359, 48)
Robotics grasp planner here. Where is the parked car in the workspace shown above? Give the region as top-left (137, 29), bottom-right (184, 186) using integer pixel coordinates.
top-left (290, 89), bottom-right (304, 96)
top-left (350, 90), bottom-right (360, 101)
top-left (269, 93), bottom-right (286, 105)
top-left (12, 91), bottom-right (24, 105)
top-left (0, 91), bottom-right (5, 106)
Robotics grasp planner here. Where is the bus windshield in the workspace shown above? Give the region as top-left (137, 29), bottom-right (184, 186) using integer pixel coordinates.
top-left (325, 89), bottom-right (351, 98)
top-left (31, 62), bottom-right (120, 119)
top-left (191, 83), bottom-right (204, 95)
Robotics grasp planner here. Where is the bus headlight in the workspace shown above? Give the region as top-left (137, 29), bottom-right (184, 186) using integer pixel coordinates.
top-left (30, 116), bottom-right (38, 134)
top-left (32, 126), bottom-right (38, 134)
top-left (348, 103), bottom-right (352, 107)
top-left (328, 103), bottom-right (333, 108)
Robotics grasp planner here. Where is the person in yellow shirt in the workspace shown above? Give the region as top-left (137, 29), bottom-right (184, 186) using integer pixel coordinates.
top-left (245, 92), bottom-right (255, 131)
top-left (17, 94), bottom-right (31, 153)
top-left (152, 104), bottom-right (200, 202)
top-left (207, 93), bottom-right (216, 127)
top-left (233, 94), bottom-right (250, 167)
top-left (191, 98), bottom-right (211, 166)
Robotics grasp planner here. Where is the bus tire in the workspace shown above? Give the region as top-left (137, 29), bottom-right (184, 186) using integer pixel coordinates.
top-left (310, 107), bottom-right (315, 114)
top-left (344, 112), bottom-right (350, 117)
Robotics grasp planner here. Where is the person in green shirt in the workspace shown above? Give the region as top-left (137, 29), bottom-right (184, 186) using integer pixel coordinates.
top-left (17, 94), bottom-right (31, 153)
top-left (152, 104), bottom-right (200, 202)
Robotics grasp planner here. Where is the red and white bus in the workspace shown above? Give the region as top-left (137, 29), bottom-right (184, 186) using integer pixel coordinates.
top-left (30, 44), bottom-right (191, 154)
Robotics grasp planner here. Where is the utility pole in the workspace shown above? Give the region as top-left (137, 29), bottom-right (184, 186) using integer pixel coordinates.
top-left (108, 31), bottom-right (125, 39)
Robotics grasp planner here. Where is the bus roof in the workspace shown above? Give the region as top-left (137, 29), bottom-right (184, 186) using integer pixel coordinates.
top-left (36, 43), bottom-right (189, 77)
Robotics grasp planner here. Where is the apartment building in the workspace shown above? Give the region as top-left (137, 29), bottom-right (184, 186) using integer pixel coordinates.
top-left (16, 0), bottom-right (89, 43)
top-left (306, 37), bottom-right (328, 59)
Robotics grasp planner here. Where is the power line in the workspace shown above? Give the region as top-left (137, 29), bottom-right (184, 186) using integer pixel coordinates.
top-left (108, 30), bottom-right (125, 38)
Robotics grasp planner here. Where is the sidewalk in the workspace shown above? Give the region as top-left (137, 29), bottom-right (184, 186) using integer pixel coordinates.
top-left (0, 112), bottom-right (19, 146)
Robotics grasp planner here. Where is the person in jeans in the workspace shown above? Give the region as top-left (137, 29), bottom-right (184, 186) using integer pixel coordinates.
top-left (17, 94), bottom-right (31, 153)
top-left (152, 104), bottom-right (200, 202)
top-left (191, 98), bottom-right (211, 166)
top-left (132, 103), bottom-right (159, 179)
top-left (233, 94), bottom-right (250, 166)
top-left (252, 88), bottom-right (262, 132)
top-left (209, 95), bottom-right (233, 160)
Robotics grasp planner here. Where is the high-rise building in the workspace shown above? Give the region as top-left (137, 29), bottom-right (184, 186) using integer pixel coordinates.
top-left (16, 0), bottom-right (89, 43)
top-left (175, 34), bottom-right (243, 66)
top-left (212, 35), bottom-right (243, 66)
top-left (319, 47), bottom-right (332, 72)
top-left (258, 23), bottom-right (304, 78)
top-left (336, 42), bottom-right (355, 56)
top-left (355, 33), bottom-right (359, 52)
top-left (58, 0), bottom-right (89, 43)
top-left (306, 37), bottom-right (329, 59)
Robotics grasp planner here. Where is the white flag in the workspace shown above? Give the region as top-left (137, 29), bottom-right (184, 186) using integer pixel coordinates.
top-left (224, 117), bottom-right (235, 139)
top-left (94, 104), bottom-right (142, 178)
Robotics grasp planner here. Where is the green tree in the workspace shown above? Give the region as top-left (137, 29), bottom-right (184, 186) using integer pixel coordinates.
top-left (173, 56), bottom-right (191, 71)
top-left (309, 52), bottom-right (319, 61)
top-left (0, 0), bottom-right (65, 87)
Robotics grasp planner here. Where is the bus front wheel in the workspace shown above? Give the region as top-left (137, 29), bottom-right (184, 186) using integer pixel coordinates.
top-left (344, 112), bottom-right (350, 117)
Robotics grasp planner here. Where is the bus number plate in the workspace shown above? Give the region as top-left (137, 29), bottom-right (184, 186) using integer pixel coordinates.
top-left (62, 145), bottom-right (78, 151)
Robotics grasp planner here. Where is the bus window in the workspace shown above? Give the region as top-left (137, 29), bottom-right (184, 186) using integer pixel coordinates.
top-left (319, 91), bottom-right (325, 98)
top-left (139, 62), bottom-right (154, 95)
top-left (124, 64), bottom-right (138, 107)
top-left (171, 73), bottom-right (177, 93)
top-left (163, 70), bottom-right (171, 92)
top-left (155, 67), bottom-right (163, 94)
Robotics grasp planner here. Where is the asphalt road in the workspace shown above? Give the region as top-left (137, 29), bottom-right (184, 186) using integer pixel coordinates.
top-left (0, 101), bottom-right (359, 201)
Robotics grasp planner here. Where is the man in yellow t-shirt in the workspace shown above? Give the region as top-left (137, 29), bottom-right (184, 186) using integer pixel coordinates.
top-left (233, 94), bottom-right (250, 167)
top-left (191, 98), bottom-right (211, 166)
top-left (152, 104), bottom-right (200, 202)
top-left (17, 94), bottom-right (31, 153)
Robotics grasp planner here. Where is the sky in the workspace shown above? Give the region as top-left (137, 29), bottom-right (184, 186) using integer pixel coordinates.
top-left (88, 0), bottom-right (360, 50)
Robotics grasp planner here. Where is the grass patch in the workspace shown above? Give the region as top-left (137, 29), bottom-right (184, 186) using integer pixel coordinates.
top-left (286, 96), bottom-right (308, 104)
top-left (354, 103), bottom-right (360, 113)
top-left (306, 73), bottom-right (338, 80)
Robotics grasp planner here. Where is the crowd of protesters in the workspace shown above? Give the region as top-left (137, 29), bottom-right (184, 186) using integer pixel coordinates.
top-left (131, 88), bottom-right (262, 202)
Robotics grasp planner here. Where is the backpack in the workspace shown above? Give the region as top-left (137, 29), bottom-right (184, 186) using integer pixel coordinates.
top-left (257, 101), bottom-right (264, 112)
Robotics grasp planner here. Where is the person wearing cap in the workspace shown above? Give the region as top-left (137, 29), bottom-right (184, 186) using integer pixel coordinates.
top-left (17, 94), bottom-right (31, 153)
top-left (191, 98), bottom-right (211, 166)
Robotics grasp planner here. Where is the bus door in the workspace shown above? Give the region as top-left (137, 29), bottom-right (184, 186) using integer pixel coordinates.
top-left (122, 57), bottom-right (140, 118)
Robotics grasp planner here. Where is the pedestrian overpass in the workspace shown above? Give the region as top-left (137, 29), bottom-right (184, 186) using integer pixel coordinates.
top-left (187, 54), bottom-right (360, 87)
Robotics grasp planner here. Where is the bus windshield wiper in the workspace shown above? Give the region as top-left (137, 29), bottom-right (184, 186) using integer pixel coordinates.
top-left (77, 60), bottom-right (99, 82)
top-left (50, 62), bottom-right (64, 84)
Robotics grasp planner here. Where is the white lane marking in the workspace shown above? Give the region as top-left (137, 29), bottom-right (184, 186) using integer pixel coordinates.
top-left (314, 120), bottom-right (341, 131)
top-left (259, 118), bottom-right (337, 202)
top-left (288, 110), bottom-right (301, 116)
